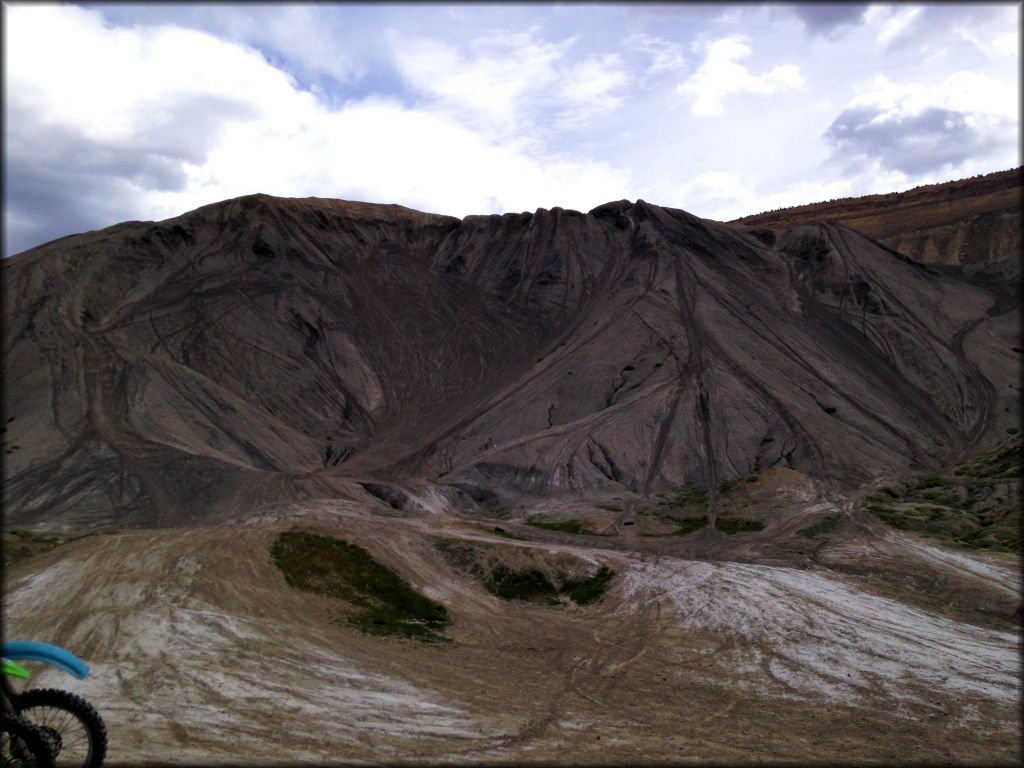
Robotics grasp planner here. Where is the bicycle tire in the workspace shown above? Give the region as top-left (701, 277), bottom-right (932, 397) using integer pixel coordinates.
top-left (0, 712), bottom-right (56, 768)
top-left (8, 689), bottom-right (106, 768)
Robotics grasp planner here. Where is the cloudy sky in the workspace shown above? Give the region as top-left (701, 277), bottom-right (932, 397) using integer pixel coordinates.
top-left (3, 2), bottom-right (1019, 257)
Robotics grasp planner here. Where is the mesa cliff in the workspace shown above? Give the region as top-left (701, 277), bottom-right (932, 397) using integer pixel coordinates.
top-left (731, 167), bottom-right (1022, 268)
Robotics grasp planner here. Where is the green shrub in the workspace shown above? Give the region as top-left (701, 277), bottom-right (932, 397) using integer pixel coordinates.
top-left (562, 566), bottom-right (615, 606)
top-left (718, 478), bottom-right (740, 495)
top-left (526, 518), bottom-right (585, 534)
top-left (271, 531), bottom-right (450, 641)
top-left (525, 518), bottom-right (609, 535)
top-left (485, 565), bottom-right (559, 602)
top-left (866, 505), bottom-right (910, 530)
top-left (797, 516), bottom-right (839, 538)
top-left (666, 515), bottom-right (708, 535)
top-left (657, 485), bottom-right (708, 506)
top-left (9, 530), bottom-right (63, 547)
top-left (716, 518), bottom-right (765, 534)
top-left (485, 564), bottom-right (615, 606)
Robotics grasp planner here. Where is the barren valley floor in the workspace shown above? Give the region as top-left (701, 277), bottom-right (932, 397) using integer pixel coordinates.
top-left (5, 483), bottom-right (1020, 765)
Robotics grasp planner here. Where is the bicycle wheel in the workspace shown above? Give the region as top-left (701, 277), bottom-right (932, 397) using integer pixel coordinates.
top-left (0, 712), bottom-right (55, 768)
top-left (8, 690), bottom-right (105, 768)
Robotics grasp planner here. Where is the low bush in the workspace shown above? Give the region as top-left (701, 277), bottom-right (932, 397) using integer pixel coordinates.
top-left (716, 517), bottom-right (765, 534)
top-left (797, 516), bottom-right (839, 538)
top-left (271, 530), bottom-right (450, 641)
top-left (662, 515), bottom-right (708, 535)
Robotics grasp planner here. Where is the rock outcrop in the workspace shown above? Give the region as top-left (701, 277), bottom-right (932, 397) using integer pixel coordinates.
top-left (3, 191), bottom-right (1019, 529)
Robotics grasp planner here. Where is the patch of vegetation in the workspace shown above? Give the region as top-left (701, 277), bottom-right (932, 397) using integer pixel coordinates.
top-left (718, 472), bottom-right (760, 494)
top-left (954, 436), bottom-right (1021, 480)
top-left (525, 518), bottom-right (585, 534)
top-left (434, 539), bottom-right (615, 606)
top-left (910, 488), bottom-right (947, 502)
top-left (486, 526), bottom-right (525, 540)
top-left (485, 565), bottom-right (559, 602)
top-left (270, 530), bottom-right (450, 641)
top-left (797, 515), bottom-right (840, 538)
top-left (525, 518), bottom-right (609, 536)
top-left (715, 517), bottom-right (765, 534)
top-left (865, 504), bottom-right (911, 530)
top-left (718, 478), bottom-right (740, 495)
top-left (562, 566), bottom-right (615, 605)
top-left (483, 564), bottom-right (615, 606)
top-left (655, 514), bottom-right (708, 536)
top-left (594, 503), bottom-right (623, 512)
top-left (656, 485), bottom-right (708, 507)
top-left (9, 530), bottom-right (63, 547)
top-left (864, 438), bottom-right (1021, 552)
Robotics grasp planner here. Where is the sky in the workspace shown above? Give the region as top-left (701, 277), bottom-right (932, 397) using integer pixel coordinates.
top-left (2, 2), bottom-right (1020, 257)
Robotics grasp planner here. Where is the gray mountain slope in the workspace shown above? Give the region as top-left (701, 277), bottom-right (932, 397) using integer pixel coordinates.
top-left (2, 194), bottom-right (1018, 529)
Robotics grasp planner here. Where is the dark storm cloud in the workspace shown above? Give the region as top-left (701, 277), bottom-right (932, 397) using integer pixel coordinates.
top-left (2, 121), bottom-right (171, 257)
top-left (825, 105), bottom-right (1013, 176)
top-left (791, 4), bottom-right (869, 37)
top-left (3, 94), bottom-right (259, 256)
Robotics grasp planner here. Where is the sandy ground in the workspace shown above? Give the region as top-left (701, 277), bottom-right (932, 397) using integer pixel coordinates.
top-left (4, 491), bottom-right (1021, 765)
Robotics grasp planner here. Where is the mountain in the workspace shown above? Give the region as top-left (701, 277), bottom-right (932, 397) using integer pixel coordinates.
top-left (2, 191), bottom-right (1019, 531)
top-left (731, 167), bottom-right (1022, 268)
top-left (3, 182), bottom-right (1020, 764)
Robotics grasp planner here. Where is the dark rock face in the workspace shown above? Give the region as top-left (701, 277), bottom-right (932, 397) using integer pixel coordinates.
top-left (3, 193), bottom-right (1018, 529)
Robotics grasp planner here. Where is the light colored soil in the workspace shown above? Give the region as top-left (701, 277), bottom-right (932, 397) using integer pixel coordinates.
top-left (4, 488), bottom-right (1020, 764)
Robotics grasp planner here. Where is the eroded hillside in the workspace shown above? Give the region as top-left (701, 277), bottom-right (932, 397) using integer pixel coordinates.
top-left (3, 194), bottom-right (1019, 531)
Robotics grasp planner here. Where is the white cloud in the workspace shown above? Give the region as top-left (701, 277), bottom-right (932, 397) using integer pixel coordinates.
top-left (654, 172), bottom-right (855, 221)
top-left (389, 28), bottom-right (629, 139)
top-left (3, 2), bottom-right (1018, 256)
top-left (872, 6), bottom-right (924, 46)
top-left (676, 36), bottom-right (806, 116)
top-left (175, 95), bottom-right (630, 219)
top-left (824, 72), bottom-right (1018, 178)
top-left (3, 5), bottom-right (631, 255)
top-left (628, 33), bottom-right (687, 75)
top-left (5, 4), bottom-right (301, 147)
top-left (844, 71), bottom-right (1018, 122)
top-left (389, 28), bottom-right (572, 133)
top-left (950, 5), bottom-right (1021, 60)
